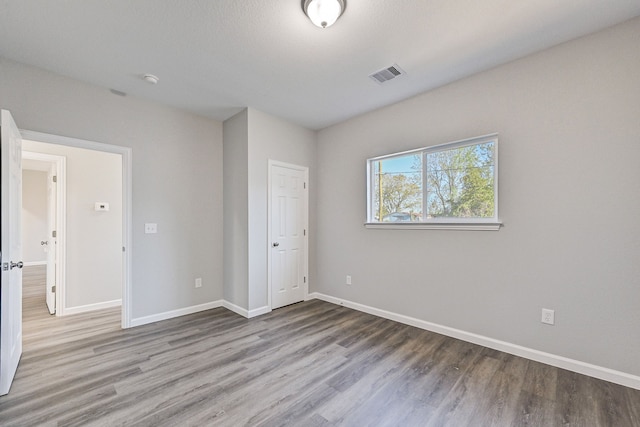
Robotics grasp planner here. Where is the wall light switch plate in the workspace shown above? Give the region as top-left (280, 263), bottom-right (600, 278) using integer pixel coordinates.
top-left (145, 223), bottom-right (157, 234)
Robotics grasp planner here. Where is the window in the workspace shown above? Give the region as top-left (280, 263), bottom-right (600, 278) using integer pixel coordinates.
top-left (366, 134), bottom-right (500, 230)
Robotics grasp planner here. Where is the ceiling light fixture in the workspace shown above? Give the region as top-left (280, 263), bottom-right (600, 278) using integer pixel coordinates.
top-left (302, 0), bottom-right (346, 29)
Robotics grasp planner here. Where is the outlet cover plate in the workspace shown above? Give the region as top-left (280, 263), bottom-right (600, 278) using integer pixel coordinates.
top-left (541, 308), bottom-right (555, 325)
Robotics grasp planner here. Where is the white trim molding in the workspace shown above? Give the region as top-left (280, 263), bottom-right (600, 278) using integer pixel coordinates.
top-left (64, 299), bottom-right (122, 316)
top-left (130, 300), bottom-right (223, 327)
top-left (365, 222), bottom-right (502, 231)
top-left (308, 292), bottom-right (640, 390)
top-left (248, 305), bottom-right (271, 318)
top-left (130, 300), bottom-right (270, 328)
top-left (223, 301), bottom-right (271, 319)
top-left (223, 300), bottom-right (249, 318)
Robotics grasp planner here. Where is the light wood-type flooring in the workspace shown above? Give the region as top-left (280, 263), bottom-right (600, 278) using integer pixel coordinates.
top-left (1, 265), bottom-right (639, 426)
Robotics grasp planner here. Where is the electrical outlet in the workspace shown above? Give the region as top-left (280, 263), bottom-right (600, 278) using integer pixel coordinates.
top-left (195, 278), bottom-right (202, 288)
top-left (144, 223), bottom-right (157, 234)
top-left (541, 308), bottom-right (555, 325)
top-left (346, 275), bottom-right (352, 285)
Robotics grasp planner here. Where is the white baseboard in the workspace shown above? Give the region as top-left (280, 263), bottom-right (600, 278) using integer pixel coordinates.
top-left (222, 301), bottom-right (271, 318)
top-left (248, 305), bottom-right (271, 318)
top-left (223, 300), bottom-right (249, 318)
top-left (308, 292), bottom-right (640, 390)
top-left (23, 261), bottom-right (47, 267)
top-left (130, 300), bottom-right (223, 327)
top-left (64, 299), bottom-right (122, 316)
top-left (222, 300), bottom-right (271, 319)
top-left (129, 299), bottom-right (269, 328)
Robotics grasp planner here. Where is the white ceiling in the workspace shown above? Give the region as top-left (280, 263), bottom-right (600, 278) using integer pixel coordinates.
top-left (1, 1), bottom-right (639, 130)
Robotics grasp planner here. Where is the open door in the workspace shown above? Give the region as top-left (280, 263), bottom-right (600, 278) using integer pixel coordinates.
top-left (45, 163), bottom-right (56, 314)
top-left (1, 109), bottom-right (23, 395)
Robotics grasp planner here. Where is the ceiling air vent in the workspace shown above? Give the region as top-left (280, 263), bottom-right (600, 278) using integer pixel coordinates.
top-left (369, 64), bottom-right (406, 84)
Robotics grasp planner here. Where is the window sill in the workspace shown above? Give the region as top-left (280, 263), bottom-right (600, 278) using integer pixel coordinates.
top-left (364, 222), bottom-right (502, 231)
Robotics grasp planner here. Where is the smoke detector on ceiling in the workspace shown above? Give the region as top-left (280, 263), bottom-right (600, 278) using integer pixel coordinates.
top-left (369, 64), bottom-right (406, 85)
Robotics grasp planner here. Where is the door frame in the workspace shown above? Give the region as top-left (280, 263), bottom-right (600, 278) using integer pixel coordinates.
top-left (20, 130), bottom-right (133, 329)
top-left (267, 159), bottom-right (309, 310)
top-left (22, 151), bottom-right (66, 316)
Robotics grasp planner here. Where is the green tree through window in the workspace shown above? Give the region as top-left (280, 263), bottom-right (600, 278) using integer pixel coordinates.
top-left (372, 154), bottom-right (422, 221)
top-left (425, 142), bottom-right (494, 218)
top-left (369, 135), bottom-right (497, 223)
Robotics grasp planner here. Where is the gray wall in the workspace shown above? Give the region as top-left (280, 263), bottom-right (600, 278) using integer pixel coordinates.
top-left (315, 17), bottom-right (640, 376)
top-left (3, 15), bottom-right (637, 381)
top-left (21, 169), bottom-right (48, 264)
top-left (23, 140), bottom-right (123, 308)
top-left (0, 58), bottom-right (224, 318)
top-left (223, 109), bottom-right (249, 309)
top-left (247, 108), bottom-right (316, 311)
top-left (223, 107), bottom-right (317, 312)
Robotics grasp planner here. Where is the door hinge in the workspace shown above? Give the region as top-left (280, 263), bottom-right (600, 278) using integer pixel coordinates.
top-left (304, 182), bottom-right (306, 189)
top-left (53, 176), bottom-right (57, 183)
top-left (304, 276), bottom-right (306, 283)
top-left (52, 230), bottom-right (57, 238)
top-left (123, 246), bottom-right (126, 252)
top-left (52, 285), bottom-right (56, 293)
top-left (304, 229), bottom-right (306, 236)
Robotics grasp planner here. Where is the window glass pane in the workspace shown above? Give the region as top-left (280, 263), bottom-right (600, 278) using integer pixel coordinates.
top-left (425, 141), bottom-right (494, 218)
top-left (372, 154), bottom-right (422, 222)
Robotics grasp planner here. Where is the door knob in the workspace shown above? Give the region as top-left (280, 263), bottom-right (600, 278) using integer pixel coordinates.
top-left (272, 242), bottom-right (280, 247)
top-left (10, 261), bottom-right (23, 269)
top-left (41, 241), bottom-right (48, 245)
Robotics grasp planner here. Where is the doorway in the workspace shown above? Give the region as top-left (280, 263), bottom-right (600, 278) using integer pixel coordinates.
top-left (20, 130), bottom-right (132, 328)
top-left (2, 112), bottom-right (133, 395)
top-left (22, 152), bottom-right (66, 315)
top-left (268, 160), bottom-right (309, 310)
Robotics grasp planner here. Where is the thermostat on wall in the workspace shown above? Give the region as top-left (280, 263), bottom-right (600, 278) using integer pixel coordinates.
top-left (95, 202), bottom-right (110, 211)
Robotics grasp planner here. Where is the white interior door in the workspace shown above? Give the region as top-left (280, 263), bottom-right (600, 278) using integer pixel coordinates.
top-left (270, 162), bottom-right (308, 310)
top-left (45, 163), bottom-right (56, 314)
top-left (1, 109), bottom-right (23, 396)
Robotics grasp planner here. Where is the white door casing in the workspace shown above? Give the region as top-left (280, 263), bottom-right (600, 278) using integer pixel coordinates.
top-left (45, 163), bottom-right (57, 314)
top-left (20, 130), bottom-right (131, 328)
top-left (1, 109), bottom-right (23, 396)
top-left (269, 161), bottom-right (308, 310)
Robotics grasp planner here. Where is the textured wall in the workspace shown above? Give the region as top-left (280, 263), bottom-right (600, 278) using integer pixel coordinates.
top-left (315, 18), bottom-right (640, 376)
top-left (0, 58), bottom-right (224, 319)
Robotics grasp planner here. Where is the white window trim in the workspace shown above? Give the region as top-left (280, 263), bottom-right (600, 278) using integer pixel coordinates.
top-left (366, 133), bottom-right (502, 231)
top-left (364, 222), bottom-right (501, 231)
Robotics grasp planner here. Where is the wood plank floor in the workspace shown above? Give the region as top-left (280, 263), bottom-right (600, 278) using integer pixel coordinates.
top-left (1, 266), bottom-right (639, 426)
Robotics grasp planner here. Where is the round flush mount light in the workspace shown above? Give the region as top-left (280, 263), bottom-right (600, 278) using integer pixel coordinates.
top-left (302, 0), bottom-right (346, 28)
top-left (142, 74), bottom-right (159, 84)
